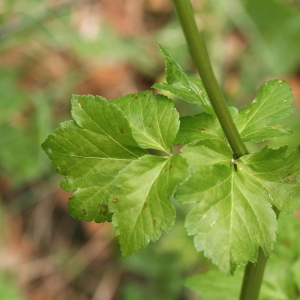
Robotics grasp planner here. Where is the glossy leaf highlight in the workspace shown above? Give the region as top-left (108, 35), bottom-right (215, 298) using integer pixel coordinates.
top-left (235, 80), bottom-right (293, 142)
top-left (176, 163), bottom-right (277, 275)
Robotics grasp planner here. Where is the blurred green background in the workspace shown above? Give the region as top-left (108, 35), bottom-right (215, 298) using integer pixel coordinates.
top-left (0, 0), bottom-right (300, 299)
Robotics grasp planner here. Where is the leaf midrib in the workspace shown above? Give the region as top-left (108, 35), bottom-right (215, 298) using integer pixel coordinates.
top-left (124, 157), bottom-right (171, 255)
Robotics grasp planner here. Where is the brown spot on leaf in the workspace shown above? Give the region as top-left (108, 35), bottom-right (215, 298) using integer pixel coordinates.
top-left (119, 126), bottom-right (124, 134)
top-left (198, 128), bottom-right (205, 132)
top-left (112, 198), bottom-right (118, 203)
top-left (99, 203), bottom-right (109, 215)
top-left (82, 208), bottom-right (87, 215)
top-left (281, 174), bottom-right (297, 184)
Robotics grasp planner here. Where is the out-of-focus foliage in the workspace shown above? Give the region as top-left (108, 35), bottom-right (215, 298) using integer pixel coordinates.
top-left (0, 274), bottom-right (25, 300)
top-left (0, 69), bottom-right (52, 185)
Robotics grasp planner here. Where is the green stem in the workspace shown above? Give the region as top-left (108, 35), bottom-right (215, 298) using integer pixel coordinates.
top-left (172, 1), bottom-right (270, 299)
top-left (239, 207), bottom-right (280, 300)
top-left (239, 248), bottom-right (268, 300)
top-left (172, 0), bottom-right (248, 159)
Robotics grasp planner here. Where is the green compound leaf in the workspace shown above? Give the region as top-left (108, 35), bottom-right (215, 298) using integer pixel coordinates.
top-left (175, 113), bottom-right (223, 145)
top-left (235, 80), bottom-right (293, 142)
top-left (42, 95), bottom-right (146, 223)
top-left (112, 91), bottom-right (179, 154)
top-left (175, 164), bottom-right (277, 275)
top-left (109, 154), bottom-right (189, 258)
top-left (152, 44), bottom-right (214, 114)
top-left (238, 146), bottom-right (300, 213)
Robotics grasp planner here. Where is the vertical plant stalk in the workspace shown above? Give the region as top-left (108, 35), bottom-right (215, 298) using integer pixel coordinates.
top-left (171, 0), bottom-right (269, 299)
top-left (239, 206), bottom-right (279, 300)
top-left (172, 0), bottom-right (248, 159)
top-left (239, 249), bottom-right (268, 300)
